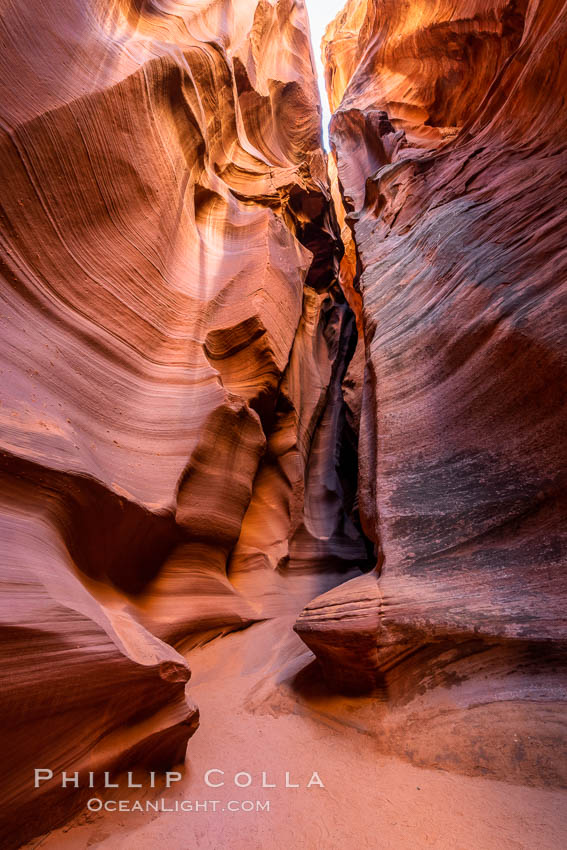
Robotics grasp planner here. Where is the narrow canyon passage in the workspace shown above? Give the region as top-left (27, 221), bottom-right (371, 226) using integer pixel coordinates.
top-left (1, 0), bottom-right (566, 848)
top-left (25, 616), bottom-right (567, 850)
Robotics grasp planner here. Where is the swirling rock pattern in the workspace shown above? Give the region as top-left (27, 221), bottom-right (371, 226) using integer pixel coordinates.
top-left (3, 0), bottom-right (566, 842)
top-left (0, 0), bottom-right (371, 845)
top-left (296, 0), bottom-right (567, 784)
top-left (0, 459), bottom-right (199, 847)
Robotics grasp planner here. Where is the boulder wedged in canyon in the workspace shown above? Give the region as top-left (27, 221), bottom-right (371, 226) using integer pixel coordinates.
top-left (295, 573), bottom-right (382, 693)
top-left (296, 0), bottom-right (567, 785)
top-left (0, 0), bottom-right (371, 846)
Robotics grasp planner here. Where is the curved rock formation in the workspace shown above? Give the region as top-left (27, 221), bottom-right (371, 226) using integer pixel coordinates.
top-left (2, 0), bottom-right (566, 845)
top-left (323, 0), bottom-right (528, 147)
top-left (0, 1), bottom-right (371, 846)
top-left (296, 0), bottom-right (567, 785)
top-left (0, 460), bottom-right (198, 847)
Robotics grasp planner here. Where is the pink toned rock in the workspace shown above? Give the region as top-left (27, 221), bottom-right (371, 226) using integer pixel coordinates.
top-left (296, 0), bottom-right (567, 786)
top-left (0, 1), bottom-right (369, 846)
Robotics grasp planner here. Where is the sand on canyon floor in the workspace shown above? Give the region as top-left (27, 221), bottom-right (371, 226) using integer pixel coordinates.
top-left (25, 617), bottom-right (567, 850)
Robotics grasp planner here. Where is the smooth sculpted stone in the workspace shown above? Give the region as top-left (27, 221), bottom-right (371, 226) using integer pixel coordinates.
top-left (0, 464), bottom-right (199, 849)
top-left (295, 570), bottom-right (567, 787)
top-left (295, 0), bottom-right (567, 785)
top-left (323, 0), bottom-right (527, 147)
top-left (295, 573), bottom-right (382, 693)
top-left (0, 0), bottom-right (372, 846)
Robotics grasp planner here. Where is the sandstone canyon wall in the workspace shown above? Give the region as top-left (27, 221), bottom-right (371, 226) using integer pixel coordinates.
top-left (0, 0), bottom-right (566, 847)
top-left (0, 2), bottom-right (370, 846)
top-left (296, 0), bottom-right (567, 785)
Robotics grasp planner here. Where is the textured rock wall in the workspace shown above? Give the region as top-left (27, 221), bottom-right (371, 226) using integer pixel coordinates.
top-left (296, 0), bottom-right (567, 784)
top-left (3, 0), bottom-right (565, 843)
top-left (0, 1), bottom-right (370, 846)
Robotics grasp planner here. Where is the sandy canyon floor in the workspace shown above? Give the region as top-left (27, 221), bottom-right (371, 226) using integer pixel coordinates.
top-left (24, 608), bottom-right (567, 850)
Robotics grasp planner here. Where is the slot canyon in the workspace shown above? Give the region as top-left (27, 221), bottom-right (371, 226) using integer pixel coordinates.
top-left (0, 0), bottom-right (565, 847)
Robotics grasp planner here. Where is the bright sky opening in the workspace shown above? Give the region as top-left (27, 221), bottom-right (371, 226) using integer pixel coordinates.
top-left (304, 0), bottom-right (346, 148)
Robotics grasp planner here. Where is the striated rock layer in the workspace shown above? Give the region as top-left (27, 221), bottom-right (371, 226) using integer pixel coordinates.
top-left (296, 0), bottom-right (567, 785)
top-left (3, 0), bottom-right (566, 844)
top-left (0, 1), bottom-right (370, 846)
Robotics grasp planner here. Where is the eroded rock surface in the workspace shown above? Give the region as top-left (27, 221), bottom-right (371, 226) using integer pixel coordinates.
top-left (2, 0), bottom-right (566, 845)
top-left (296, 0), bottom-right (567, 785)
top-left (0, 1), bottom-right (370, 846)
